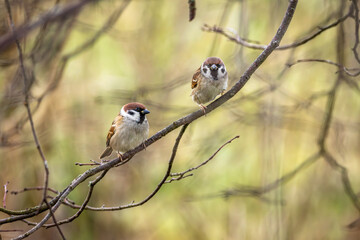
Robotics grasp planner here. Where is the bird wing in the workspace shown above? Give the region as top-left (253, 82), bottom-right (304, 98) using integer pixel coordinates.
top-left (191, 67), bottom-right (201, 89)
top-left (105, 114), bottom-right (123, 147)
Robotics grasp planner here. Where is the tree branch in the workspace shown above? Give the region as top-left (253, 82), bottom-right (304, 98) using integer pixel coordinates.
top-left (0, 0), bottom-right (95, 51)
top-left (202, 6), bottom-right (351, 51)
top-left (4, 1), bottom-right (65, 239)
top-left (167, 135), bottom-right (240, 182)
top-left (287, 58), bottom-right (360, 77)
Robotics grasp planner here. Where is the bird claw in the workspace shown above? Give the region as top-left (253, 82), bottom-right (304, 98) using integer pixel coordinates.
top-left (200, 104), bottom-right (207, 114)
top-left (142, 142), bottom-right (147, 150)
top-left (117, 152), bottom-right (123, 162)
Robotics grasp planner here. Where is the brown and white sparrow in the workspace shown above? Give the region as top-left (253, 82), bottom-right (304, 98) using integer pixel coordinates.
top-left (100, 102), bottom-right (150, 160)
top-left (191, 57), bottom-right (228, 111)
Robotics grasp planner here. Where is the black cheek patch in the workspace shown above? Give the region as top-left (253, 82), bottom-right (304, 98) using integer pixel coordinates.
top-left (221, 68), bottom-right (225, 74)
top-left (203, 68), bottom-right (208, 74)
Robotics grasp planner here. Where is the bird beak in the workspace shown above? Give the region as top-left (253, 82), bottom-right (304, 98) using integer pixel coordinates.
top-left (141, 109), bottom-right (150, 115)
top-left (210, 64), bottom-right (218, 71)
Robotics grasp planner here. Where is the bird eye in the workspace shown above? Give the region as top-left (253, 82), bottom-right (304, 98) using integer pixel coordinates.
top-left (128, 110), bottom-right (134, 115)
top-left (221, 68), bottom-right (225, 73)
top-left (203, 68), bottom-right (208, 73)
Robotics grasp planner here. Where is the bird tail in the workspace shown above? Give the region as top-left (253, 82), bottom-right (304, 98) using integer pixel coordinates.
top-left (100, 147), bottom-right (113, 159)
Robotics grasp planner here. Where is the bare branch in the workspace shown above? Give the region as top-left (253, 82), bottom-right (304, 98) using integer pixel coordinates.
top-left (351, 0), bottom-right (360, 63)
top-left (0, 0), bottom-right (95, 51)
top-left (322, 152), bottom-right (360, 212)
top-left (4, 1), bottom-right (65, 238)
top-left (168, 135), bottom-right (240, 181)
top-left (0, 229), bottom-right (22, 232)
top-left (43, 170), bottom-right (109, 228)
top-left (287, 58), bottom-right (360, 77)
top-left (202, 6), bottom-right (351, 50)
top-left (218, 152), bottom-right (321, 200)
top-left (11, 187), bottom-right (60, 195)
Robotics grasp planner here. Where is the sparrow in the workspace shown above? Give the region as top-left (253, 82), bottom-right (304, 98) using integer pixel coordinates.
top-left (100, 102), bottom-right (150, 160)
top-left (191, 57), bottom-right (228, 112)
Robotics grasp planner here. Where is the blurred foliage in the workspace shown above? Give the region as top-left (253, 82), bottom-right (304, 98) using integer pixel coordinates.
top-left (1, 0), bottom-right (360, 239)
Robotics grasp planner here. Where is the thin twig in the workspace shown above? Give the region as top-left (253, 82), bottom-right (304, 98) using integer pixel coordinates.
top-left (351, 0), bottom-right (360, 63)
top-left (219, 152), bottom-right (321, 199)
top-left (202, 6), bottom-right (351, 51)
top-left (169, 135), bottom-right (240, 180)
top-left (11, 187), bottom-right (59, 195)
top-left (43, 170), bottom-right (109, 228)
top-left (287, 58), bottom-right (360, 77)
top-left (322, 152), bottom-right (360, 212)
top-left (0, 229), bottom-right (23, 232)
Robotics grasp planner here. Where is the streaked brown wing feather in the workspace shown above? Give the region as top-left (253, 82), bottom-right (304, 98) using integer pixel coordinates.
top-left (191, 67), bottom-right (201, 89)
top-left (105, 114), bottom-right (123, 147)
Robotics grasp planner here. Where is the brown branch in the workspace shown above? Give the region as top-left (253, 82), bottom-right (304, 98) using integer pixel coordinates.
top-left (287, 58), bottom-right (360, 77)
top-left (0, 0), bottom-right (95, 51)
top-left (218, 152), bottom-right (321, 200)
top-left (322, 152), bottom-right (360, 212)
top-left (202, 6), bottom-right (351, 50)
top-left (0, 229), bottom-right (23, 232)
top-left (168, 135), bottom-right (240, 182)
top-left (0, 0), bottom-right (298, 227)
top-left (11, 187), bottom-right (60, 195)
top-left (3, 2), bottom-right (66, 239)
top-left (43, 170), bottom-right (109, 228)
top-left (351, 0), bottom-right (360, 63)
top-left (63, 0), bottom-right (131, 60)
top-left (318, 1), bottom-right (360, 218)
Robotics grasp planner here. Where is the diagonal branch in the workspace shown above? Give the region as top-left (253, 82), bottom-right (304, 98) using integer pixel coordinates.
top-left (167, 135), bottom-right (240, 183)
top-left (43, 170), bottom-right (109, 228)
top-left (218, 152), bottom-right (321, 200)
top-left (322, 152), bottom-right (360, 212)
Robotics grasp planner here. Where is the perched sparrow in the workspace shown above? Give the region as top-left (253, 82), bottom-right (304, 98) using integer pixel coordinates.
top-left (100, 102), bottom-right (150, 160)
top-left (191, 57), bottom-right (228, 111)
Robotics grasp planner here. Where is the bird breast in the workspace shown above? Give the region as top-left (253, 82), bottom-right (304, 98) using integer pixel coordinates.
top-left (192, 74), bottom-right (227, 104)
top-left (109, 118), bottom-right (149, 153)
